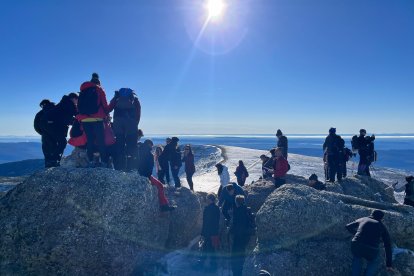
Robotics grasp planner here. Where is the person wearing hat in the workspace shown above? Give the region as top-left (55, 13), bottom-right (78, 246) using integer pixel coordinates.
top-left (34, 99), bottom-right (56, 167)
top-left (40, 93), bottom-right (79, 167)
top-left (346, 210), bottom-right (393, 275)
top-left (77, 73), bottom-right (114, 167)
top-left (308, 174), bottom-right (326, 190)
top-left (393, 176), bottom-right (414, 207)
top-left (323, 127), bottom-right (342, 182)
top-left (355, 129), bottom-right (376, 176)
top-left (276, 129), bottom-right (288, 159)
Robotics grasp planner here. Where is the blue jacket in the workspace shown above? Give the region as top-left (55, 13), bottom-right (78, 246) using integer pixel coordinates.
top-left (219, 183), bottom-right (246, 206)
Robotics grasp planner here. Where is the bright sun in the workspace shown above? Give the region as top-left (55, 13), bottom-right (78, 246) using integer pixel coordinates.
top-left (207, 0), bottom-right (226, 20)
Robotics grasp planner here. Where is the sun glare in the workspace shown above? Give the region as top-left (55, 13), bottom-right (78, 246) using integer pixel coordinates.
top-left (207, 0), bottom-right (226, 21)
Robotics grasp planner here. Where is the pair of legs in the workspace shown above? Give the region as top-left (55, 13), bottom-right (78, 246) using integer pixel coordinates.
top-left (352, 253), bottom-right (381, 276)
top-left (231, 235), bottom-right (249, 276)
top-left (358, 154), bottom-right (371, 176)
top-left (326, 154), bottom-right (341, 182)
top-left (112, 118), bottom-right (138, 171)
top-left (149, 176), bottom-right (169, 207)
top-left (42, 125), bottom-right (68, 167)
top-left (237, 177), bottom-right (246, 187)
top-left (186, 171), bottom-right (194, 191)
top-left (171, 164), bottom-right (181, 188)
top-left (82, 121), bottom-right (108, 164)
top-left (199, 235), bottom-right (219, 270)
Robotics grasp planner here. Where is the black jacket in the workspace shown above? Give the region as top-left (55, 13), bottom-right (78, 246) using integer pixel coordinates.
top-left (34, 102), bottom-right (55, 135)
top-left (138, 143), bottom-right (154, 178)
top-left (170, 148), bottom-right (182, 168)
top-left (346, 216), bottom-right (392, 267)
top-left (201, 203), bottom-right (220, 237)
top-left (45, 95), bottom-right (77, 127)
top-left (323, 134), bottom-right (340, 156)
top-left (230, 205), bottom-right (252, 238)
top-left (357, 135), bottom-right (375, 156)
top-left (277, 135), bottom-right (288, 158)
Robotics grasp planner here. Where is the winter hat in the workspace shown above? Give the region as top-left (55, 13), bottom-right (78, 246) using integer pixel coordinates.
top-left (360, 129), bottom-right (367, 134)
top-left (68, 92), bottom-right (79, 99)
top-left (259, 270), bottom-right (271, 276)
top-left (329, 127), bottom-right (336, 134)
top-left (371, 209), bottom-right (385, 221)
top-left (39, 99), bottom-right (51, 108)
top-left (406, 176), bottom-right (414, 183)
top-left (91, 72), bottom-right (100, 85)
top-left (276, 129), bottom-right (283, 136)
top-left (309, 174), bottom-right (318, 181)
top-left (171, 137), bottom-right (179, 142)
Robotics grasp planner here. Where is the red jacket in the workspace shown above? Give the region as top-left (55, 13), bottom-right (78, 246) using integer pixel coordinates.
top-left (77, 82), bottom-right (115, 121)
top-left (273, 157), bottom-right (289, 178)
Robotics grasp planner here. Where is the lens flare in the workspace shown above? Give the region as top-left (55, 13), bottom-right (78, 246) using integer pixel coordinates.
top-left (207, 0), bottom-right (225, 20)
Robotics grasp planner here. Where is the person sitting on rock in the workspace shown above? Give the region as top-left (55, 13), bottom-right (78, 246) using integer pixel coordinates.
top-left (219, 183), bottom-right (245, 222)
top-left (216, 163), bottom-right (230, 197)
top-left (198, 193), bottom-right (220, 271)
top-left (137, 139), bottom-right (175, 212)
top-left (272, 147), bottom-right (289, 188)
top-left (230, 195), bottom-right (253, 276)
top-left (393, 176), bottom-right (414, 207)
top-left (346, 209), bottom-right (393, 275)
top-left (308, 174), bottom-right (326, 191)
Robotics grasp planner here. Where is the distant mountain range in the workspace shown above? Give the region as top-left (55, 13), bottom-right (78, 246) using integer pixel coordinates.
top-left (0, 159), bottom-right (43, 177)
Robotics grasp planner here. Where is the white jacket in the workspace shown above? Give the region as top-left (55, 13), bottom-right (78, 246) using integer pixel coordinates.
top-left (219, 166), bottom-right (230, 187)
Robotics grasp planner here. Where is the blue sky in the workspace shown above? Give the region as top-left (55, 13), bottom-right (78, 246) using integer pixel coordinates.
top-left (0, 0), bottom-right (413, 135)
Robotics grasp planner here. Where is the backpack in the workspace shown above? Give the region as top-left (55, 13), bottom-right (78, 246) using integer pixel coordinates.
top-left (246, 207), bottom-right (257, 236)
top-left (78, 86), bottom-right (99, 115)
top-left (351, 135), bottom-right (359, 152)
top-left (34, 110), bottom-right (45, 135)
top-left (116, 88), bottom-right (135, 109)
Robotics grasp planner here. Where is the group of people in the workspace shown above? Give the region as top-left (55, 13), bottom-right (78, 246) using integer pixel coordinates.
top-left (34, 78), bottom-right (413, 275)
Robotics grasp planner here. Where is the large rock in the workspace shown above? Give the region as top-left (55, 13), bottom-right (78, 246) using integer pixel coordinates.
top-left (165, 187), bottom-right (202, 249)
top-left (246, 184), bottom-right (414, 276)
top-left (0, 168), bottom-right (172, 275)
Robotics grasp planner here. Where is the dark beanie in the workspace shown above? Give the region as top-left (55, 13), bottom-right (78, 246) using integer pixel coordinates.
top-left (91, 72), bottom-right (100, 84)
top-left (360, 129), bottom-right (366, 134)
top-left (329, 127), bottom-right (336, 134)
top-left (68, 92), bottom-right (79, 99)
top-left (371, 209), bottom-right (385, 221)
top-left (276, 129), bottom-right (282, 136)
top-left (171, 137), bottom-right (179, 142)
top-left (309, 174), bottom-right (318, 181)
top-left (39, 99), bottom-right (51, 107)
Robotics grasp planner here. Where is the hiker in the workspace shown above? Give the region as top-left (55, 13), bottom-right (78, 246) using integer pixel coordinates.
top-left (40, 93), bottom-right (78, 167)
top-left (154, 146), bottom-right (165, 182)
top-left (393, 176), bottom-right (414, 207)
top-left (234, 160), bottom-right (249, 187)
top-left (168, 137), bottom-right (182, 188)
top-left (323, 127), bottom-right (341, 182)
top-left (34, 99), bottom-right (56, 167)
top-left (346, 210), bottom-right (393, 276)
top-left (215, 163), bottom-right (230, 197)
top-left (230, 195), bottom-right (254, 276)
top-left (260, 155), bottom-right (273, 179)
top-left (77, 73), bottom-right (112, 167)
top-left (219, 183), bottom-right (245, 221)
top-left (198, 193), bottom-right (220, 271)
top-left (308, 174), bottom-right (326, 191)
top-left (111, 88), bottom-right (141, 171)
top-left (182, 144), bottom-right (196, 191)
top-left (352, 129), bottom-right (376, 177)
top-left (273, 147), bottom-right (289, 188)
top-left (162, 138), bottom-right (172, 184)
top-left (137, 139), bottom-right (175, 212)
top-left (276, 129), bottom-right (288, 159)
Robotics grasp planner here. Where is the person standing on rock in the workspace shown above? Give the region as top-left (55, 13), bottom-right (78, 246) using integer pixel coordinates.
top-left (346, 209), bottom-right (393, 276)
top-left (308, 174), bottom-right (326, 191)
top-left (323, 127), bottom-right (341, 182)
top-left (276, 129), bottom-right (288, 159)
top-left (234, 160), bottom-right (249, 187)
top-left (137, 139), bottom-right (175, 212)
top-left (77, 73), bottom-right (113, 167)
top-left (34, 99), bottom-right (56, 167)
top-left (111, 88), bottom-right (141, 171)
top-left (272, 147), bottom-right (289, 188)
top-left (40, 93), bottom-right (79, 167)
top-left (163, 137), bottom-right (182, 187)
top-left (393, 176), bottom-right (414, 207)
top-left (219, 183), bottom-right (245, 222)
top-left (216, 163), bottom-right (230, 197)
top-left (182, 144), bottom-right (196, 191)
top-left (198, 193), bottom-right (220, 271)
top-left (230, 195), bottom-right (253, 276)
top-left (352, 129), bottom-right (376, 177)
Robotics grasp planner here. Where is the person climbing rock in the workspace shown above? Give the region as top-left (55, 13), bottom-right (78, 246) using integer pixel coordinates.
top-left (215, 163), bottom-right (230, 197)
top-left (393, 176), bottom-right (414, 207)
top-left (308, 174), bottom-right (326, 191)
